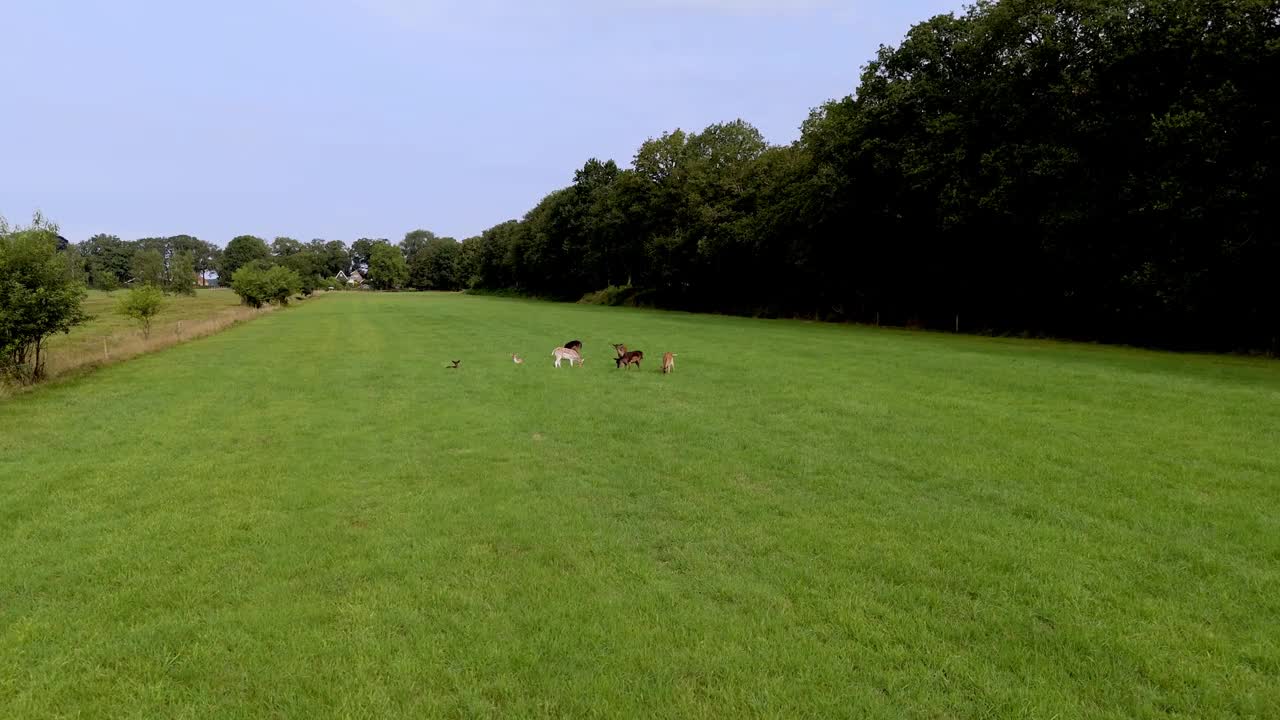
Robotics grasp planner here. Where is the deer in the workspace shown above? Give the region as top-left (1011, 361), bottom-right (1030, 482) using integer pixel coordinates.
top-left (611, 343), bottom-right (626, 359)
top-left (446, 360), bottom-right (461, 369)
top-left (661, 352), bottom-right (676, 374)
top-left (511, 353), bottom-right (524, 365)
top-left (616, 349), bottom-right (644, 369)
top-left (552, 347), bottom-right (583, 368)
top-left (563, 340), bottom-right (583, 353)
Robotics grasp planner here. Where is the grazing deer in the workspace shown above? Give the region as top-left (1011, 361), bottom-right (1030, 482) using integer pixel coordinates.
top-left (563, 339), bottom-right (583, 353)
top-left (447, 360), bottom-right (461, 369)
top-left (512, 353), bottom-right (524, 364)
top-left (611, 343), bottom-right (626, 359)
top-left (616, 350), bottom-right (644, 369)
top-left (661, 352), bottom-right (676, 374)
top-left (552, 347), bottom-right (583, 368)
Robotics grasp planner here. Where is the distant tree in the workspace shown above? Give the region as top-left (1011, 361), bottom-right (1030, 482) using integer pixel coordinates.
top-left (131, 248), bottom-right (165, 287)
top-left (350, 238), bottom-right (388, 273)
top-left (192, 240), bottom-right (221, 286)
top-left (230, 262), bottom-right (302, 308)
top-left (78, 233), bottom-right (134, 289)
top-left (166, 250), bottom-right (196, 295)
top-left (271, 236), bottom-right (303, 257)
top-left (309, 239), bottom-right (351, 276)
top-left (368, 242), bottom-right (409, 290)
top-left (116, 285), bottom-right (164, 338)
top-left (0, 213), bottom-right (90, 382)
top-left (409, 237), bottom-right (461, 290)
top-left (221, 235), bottom-right (270, 282)
top-left (400, 229), bottom-right (437, 262)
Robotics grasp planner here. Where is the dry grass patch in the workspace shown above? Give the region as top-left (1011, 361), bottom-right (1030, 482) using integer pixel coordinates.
top-left (1, 289), bottom-right (281, 397)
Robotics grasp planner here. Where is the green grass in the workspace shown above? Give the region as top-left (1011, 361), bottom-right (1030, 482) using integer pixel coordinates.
top-left (2, 293), bottom-right (1278, 718)
top-left (49, 288), bottom-right (244, 349)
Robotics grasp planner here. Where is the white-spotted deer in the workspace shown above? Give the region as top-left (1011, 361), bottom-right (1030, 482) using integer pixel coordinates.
top-left (552, 347), bottom-right (583, 368)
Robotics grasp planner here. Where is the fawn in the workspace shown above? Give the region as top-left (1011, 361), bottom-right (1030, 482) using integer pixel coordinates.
top-left (661, 352), bottom-right (676, 374)
top-left (512, 353), bottom-right (524, 364)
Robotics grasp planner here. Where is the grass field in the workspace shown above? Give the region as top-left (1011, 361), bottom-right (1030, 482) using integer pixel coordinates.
top-left (33, 288), bottom-right (268, 382)
top-left (2, 292), bottom-right (1278, 718)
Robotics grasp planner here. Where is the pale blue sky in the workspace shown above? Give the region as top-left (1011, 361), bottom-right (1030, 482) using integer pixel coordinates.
top-left (1, 0), bottom-right (958, 244)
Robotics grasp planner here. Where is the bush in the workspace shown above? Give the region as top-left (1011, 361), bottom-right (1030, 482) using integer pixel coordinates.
top-left (230, 263), bottom-right (302, 308)
top-left (578, 285), bottom-right (640, 306)
top-left (116, 285), bottom-right (165, 338)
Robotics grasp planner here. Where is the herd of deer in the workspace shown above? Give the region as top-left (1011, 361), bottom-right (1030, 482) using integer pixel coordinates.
top-left (505, 340), bottom-right (676, 373)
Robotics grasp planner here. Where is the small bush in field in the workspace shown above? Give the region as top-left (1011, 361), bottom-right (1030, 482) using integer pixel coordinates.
top-left (117, 285), bottom-right (165, 338)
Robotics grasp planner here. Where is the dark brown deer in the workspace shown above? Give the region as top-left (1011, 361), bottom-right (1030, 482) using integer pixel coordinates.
top-left (616, 350), bottom-right (644, 369)
top-left (611, 343), bottom-right (626, 359)
top-left (563, 340), bottom-right (582, 353)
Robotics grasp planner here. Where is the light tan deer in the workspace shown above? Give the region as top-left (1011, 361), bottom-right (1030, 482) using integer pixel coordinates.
top-left (552, 347), bottom-right (583, 368)
top-left (661, 352), bottom-right (676, 374)
top-left (512, 353), bottom-right (524, 364)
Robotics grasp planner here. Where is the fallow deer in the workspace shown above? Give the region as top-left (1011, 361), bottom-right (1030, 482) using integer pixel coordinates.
top-left (563, 340), bottom-right (583, 353)
top-left (552, 347), bottom-right (583, 368)
top-left (512, 353), bottom-right (524, 364)
top-left (661, 352), bottom-right (676, 374)
top-left (616, 350), bottom-right (644, 369)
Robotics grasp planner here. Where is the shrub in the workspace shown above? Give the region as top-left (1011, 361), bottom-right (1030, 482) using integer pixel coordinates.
top-left (230, 263), bottom-right (302, 308)
top-left (578, 285), bottom-right (640, 306)
top-left (116, 285), bottom-right (165, 338)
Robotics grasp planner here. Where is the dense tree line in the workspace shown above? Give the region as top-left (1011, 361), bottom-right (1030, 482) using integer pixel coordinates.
top-left (67, 230), bottom-right (467, 295)
top-left (452, 0), bottom-right (1280, 352)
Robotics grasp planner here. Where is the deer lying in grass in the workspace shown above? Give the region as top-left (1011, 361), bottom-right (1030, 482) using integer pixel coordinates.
top-left (552, 347), bottom-right (583, 368)
top-left (661, 352), bottom-right (676, 374)
top-left (512, 353), bottom-right (524, 364)
top-left (447, 360), bottom-right (461, 369)
top-left (616, 349), bottom-right (644, 369)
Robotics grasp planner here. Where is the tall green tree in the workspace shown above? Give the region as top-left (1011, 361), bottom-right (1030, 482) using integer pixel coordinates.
top-left (367, 242), bottom-right (409, 290)
top-left (131, 249), bottom-right (165, 287)
top-left (166, 250), bottom-right (197, 295)
top-left (409, 237), bottom-right (461, 290)
top-left (271, 236), bottom-right (303, 257)
top-left (78, 233), bottom-right (134, 289)
top-left (0, 214), bottom-right (90, 382)
top-left (221, 235), bottom-right (270, 283)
